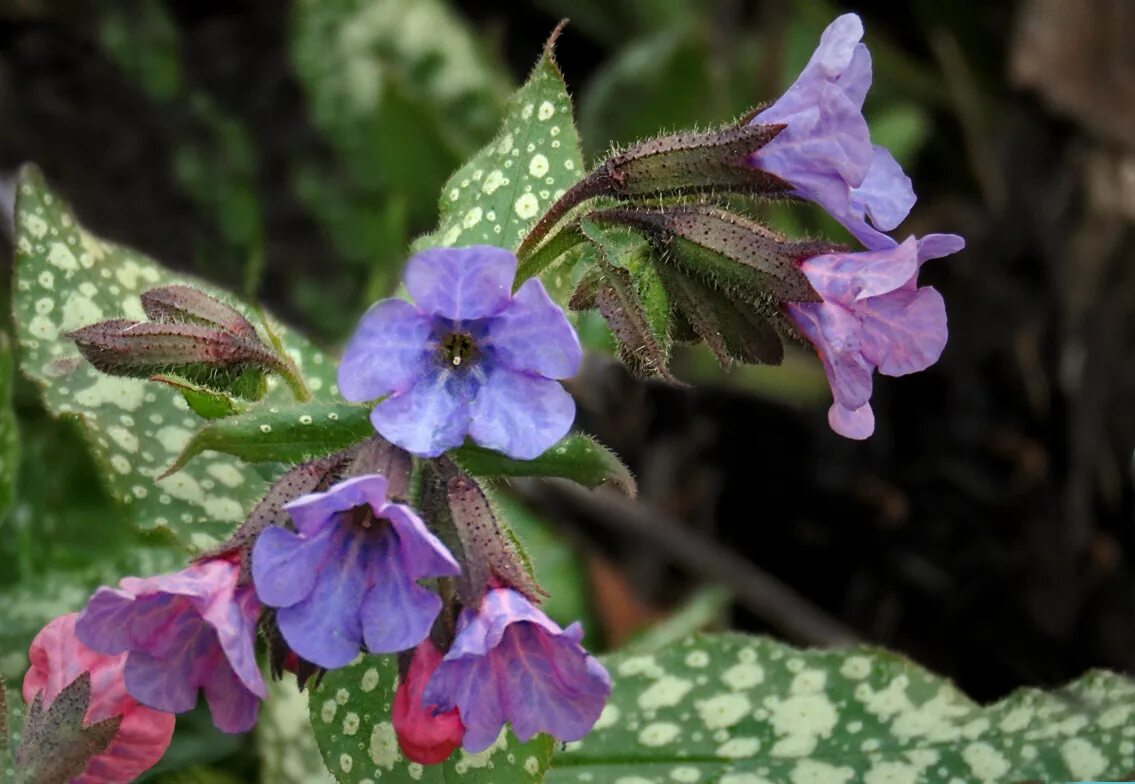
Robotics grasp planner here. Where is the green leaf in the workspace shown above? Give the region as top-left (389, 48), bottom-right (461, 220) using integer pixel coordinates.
top-left (452, 434), bottom-right (636, 498)
top-left (259, 679), bottom-right (337, 784)
top-left (152, 375), bottom-right (245, 420)
top-left (0, 333), bottom-right (18, 523)
top-left (549, 633), bottom-right (1135, 783)
top-left (11, 165), bottom-right (337, 549)
top-left (309, 653), bottom-right (554, 784)
top-left (414, 26), bottom-right (584, 260)
top-left (162, 403), bottom-right (372, 477)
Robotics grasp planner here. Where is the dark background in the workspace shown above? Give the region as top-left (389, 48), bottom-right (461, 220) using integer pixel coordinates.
top-left (1, 0), bottom-right (1132, 715)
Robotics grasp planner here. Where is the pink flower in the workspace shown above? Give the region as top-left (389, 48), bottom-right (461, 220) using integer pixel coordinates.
top-left (785, 234), bottom-right (965, 438)
top-left (392, 640), bottom-right (465, 764)
top-left (22, 613), bottom-right (176, 784)
top-left (76, 557), bottom-right (267, 733)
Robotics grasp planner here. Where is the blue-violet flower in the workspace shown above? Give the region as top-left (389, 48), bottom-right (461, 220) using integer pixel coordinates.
top-left (338, 246), bottom-right (583, 459)
top-left (75, 557), bottom-right (266, 734)
top-left (786, 233), bottom-right (965, 438)
top-left (748, 13), bottom-right (916, 247)
top-left (252, 474), bottom-right (460, 669)
top-left (423, 587), bottom-right (611, 752)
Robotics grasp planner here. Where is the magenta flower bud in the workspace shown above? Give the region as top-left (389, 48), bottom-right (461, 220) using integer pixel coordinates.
top-left (75, 557), bottom-right (267, 734)
top-left (423, 588), bottom-right (610, 752)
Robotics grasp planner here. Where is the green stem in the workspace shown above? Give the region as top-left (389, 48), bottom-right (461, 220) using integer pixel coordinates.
top-left (255, 306), bottom-right (312, 402)
top-left (514, 223), bottom-right (587, 285)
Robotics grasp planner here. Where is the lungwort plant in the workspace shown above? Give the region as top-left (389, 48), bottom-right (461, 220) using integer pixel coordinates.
top-left (3, 14), bottom-right (1134, 784)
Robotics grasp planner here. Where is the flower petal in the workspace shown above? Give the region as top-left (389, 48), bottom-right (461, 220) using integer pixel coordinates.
top-left (484, 279), bottom-right (582, 379)
top-left (202, 656), bottom-right (261, 734)
top-left (425, 655), bottom-right (504, 753)
top-left (338, 299), bottom-right (433, 402)
top-left (829, 402), bottom-right (875, 439)
top-left (370, 368), bottom-right (475, 457)
top-left (358, 534), bottom-right (443, 654)
top-left (468, 369), bottom-right (575, 460)
top-left (859, 286), bottom-right (948, 377)
top-left (123, 648), bottom-right (201, 715)
top-left (851, 146), bottom-right (916, 233)
top-left (285, 474), bottom-right (389, 537)
top-left (275, 531), bottom-right (367, 669)
top-left (384, 503), bottom-right (461, 579)
top-left (800, 238), bottom-right (920, 303)
top-left (251, 524), bottom-right (331, 608)
top-left (786, 301), bottom-right (874, 411)
top-left (405, 246), bottom-right (517, 321)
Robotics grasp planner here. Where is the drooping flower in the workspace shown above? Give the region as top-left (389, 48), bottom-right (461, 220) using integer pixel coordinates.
top-left (75, 557), bottom-right (267, 734)
top-left (338, 246), bottom-right (583, 459)
top-left (252, 474), bottom-right (460, 669)
top-left (23, 613), bottom-right (176, 784)
top-left (393, 640), bottom-right (465, 764)
top-left (423, 588), bottom-right (610, 753)
top-left (748, 13), bottom-right (916, 247)
top-left (785, 233), bottom-right (965, 438)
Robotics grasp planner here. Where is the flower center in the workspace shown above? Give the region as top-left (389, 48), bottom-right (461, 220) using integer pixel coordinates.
top-left (439, 330), bottom-right (479, 368)
top-left (345, 505), bottom-right (390, 536)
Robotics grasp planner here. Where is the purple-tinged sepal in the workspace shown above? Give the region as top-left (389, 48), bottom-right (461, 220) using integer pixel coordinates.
top-left (251, 474), bottom-right (460, 669)
top-left (74, 557), bottom-right (267, 734)
top-left (423, 588), bottom-right (611, 753)
top-left (747, 13), bottom-right (916, 247)
top-left (785, 233), bottom-right (965, 438)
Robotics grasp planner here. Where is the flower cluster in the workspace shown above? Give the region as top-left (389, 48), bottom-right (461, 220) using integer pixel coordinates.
top-left (747, 13), bottom-right (965, 437)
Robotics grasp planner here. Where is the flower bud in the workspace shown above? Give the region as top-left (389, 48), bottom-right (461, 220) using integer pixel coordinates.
top-left (140, 285), bottom-right (260, 341)
top-left (392, 640), bottom-right (465, 765)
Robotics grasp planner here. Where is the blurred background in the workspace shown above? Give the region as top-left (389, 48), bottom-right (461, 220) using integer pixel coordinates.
top-left (1, 0), bottom-right (1133, 779)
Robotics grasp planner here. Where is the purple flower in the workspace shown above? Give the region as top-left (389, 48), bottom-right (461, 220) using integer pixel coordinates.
top-left (338, 246), bottom-right (583, 459)
top-left (748, 13), bottom-right (916, 247)
top-left (251, 474), bottom-right (460, 669)
top-left (75, 557), bottom-right (266, 734)
top-left (424, 587), bottom-right (611, 752)
top-left (786, 234), bottom-right (965, 439)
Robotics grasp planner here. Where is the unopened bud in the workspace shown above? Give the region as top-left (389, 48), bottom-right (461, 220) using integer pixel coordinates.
top-left (141, 285), bottom-right (260, 341)
top-left (589, 204), bottom-right (831, 305)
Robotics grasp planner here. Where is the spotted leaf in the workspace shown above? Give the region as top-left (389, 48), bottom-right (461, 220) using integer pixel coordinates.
top-left (414, 24), bottom-right (583, 262)
top-left (11, 165), bottom-right (337, 549)
top-left (452, 434), bottom-right (636, 498)
top-left (260, 678), bottom-right (337, 784)
top-left (548, 633), bottom-right (1135, 784)
top-left (309, 653), bottom-right (554, 784)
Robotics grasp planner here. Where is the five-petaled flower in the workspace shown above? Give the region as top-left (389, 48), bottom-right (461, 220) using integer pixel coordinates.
top-left (392, 640), bottom-right (466, 764)
top-left (252, 474), bottom-right (461, 669)
top-left (24, 613), bottom-right (177, 784)
top-left (748, 13), bottom-right (915, 248)
top-left (785, 233), bottom-right (965, 438)
top-left (338, 245), bottom-right (583, 459)
top-left (75, 557), bottom-right (267, 734)
top-left (423, 587), bottom-right (611, 753)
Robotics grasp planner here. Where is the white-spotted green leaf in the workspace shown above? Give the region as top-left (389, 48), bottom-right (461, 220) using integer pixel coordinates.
top-left (414, 28), bottom-right (583, 256)
top-left (162, 402), bottom-right (371, 477)
top-left (309, 654), bottom-right (554, 784)
top-left (0, 332), bottom-right (17, 523)
top-left (11, 165), bottom-right (337, 549)
top-left (452, 434), bottom-right (636, 497)
top-left (549, 633), bottom-right (1135, 784)
top-left (260, 679), bottom-right (337, 784)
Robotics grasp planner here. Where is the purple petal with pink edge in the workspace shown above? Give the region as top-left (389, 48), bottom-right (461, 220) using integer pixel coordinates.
top-left (851, 147), bottom-right (916, 233)
top-left (202, 657), bottom-right (261, 733)
top-left (860, 286), bottom-right (948, 377)
top-left (800, 239), bottom-right (920, 304)
top-left (358, 534), bottom-right (443, 654)
top-left (123, 642), bottom-right (203, 715)
top-left (496, 623), bottom-right (610, 744)
top-left (426, 655), bottom-right (504, 753)
top-left (285, 474), bottom-right (390, 536)
top-left (916, 233), bottom-right (966, 263)
top-left (275, 530), bottom-right (367, 669)
top-left (251, 524), bottom-right (331, 608)
top-left (370, 368), bottom-right (476, 457)
top-left (484, 279), bottom-right (582, 379)
top-left (468, 369), bottom-right (575, 460)
top-left (384, 503), bottom-right (461, 579)
top-left (338, 298), bottom-right (433, 402)
top-left (76, 588), bottom-right (143, 655)
top-left (786, 301), bottom-right (874, 411)
top-left (445, 589), bottom-right (567, 661)
top-left (404, 246), bottom-right (517, 321)
top-left (205, 586), bottom-right (266, 699)
top-left (829, 402), bottom-right (875, 439)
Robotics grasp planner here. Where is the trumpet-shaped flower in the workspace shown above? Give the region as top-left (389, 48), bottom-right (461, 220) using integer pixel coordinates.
top-left (338, 246), bottom-right (583, 459)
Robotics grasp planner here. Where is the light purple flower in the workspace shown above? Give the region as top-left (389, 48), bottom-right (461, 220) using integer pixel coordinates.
top-left (338, 246), bottom-right (583, 459)
top-left (75, 557), bottom-right (266, 734)
top-left (251, 474), bottom-right (460, 669)
top-left (749, 13), bottom-right (916, 247)
top-left (424, 587), bottom-right (611, 752)
top-left (786, 234), bottom-right (965, 439)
